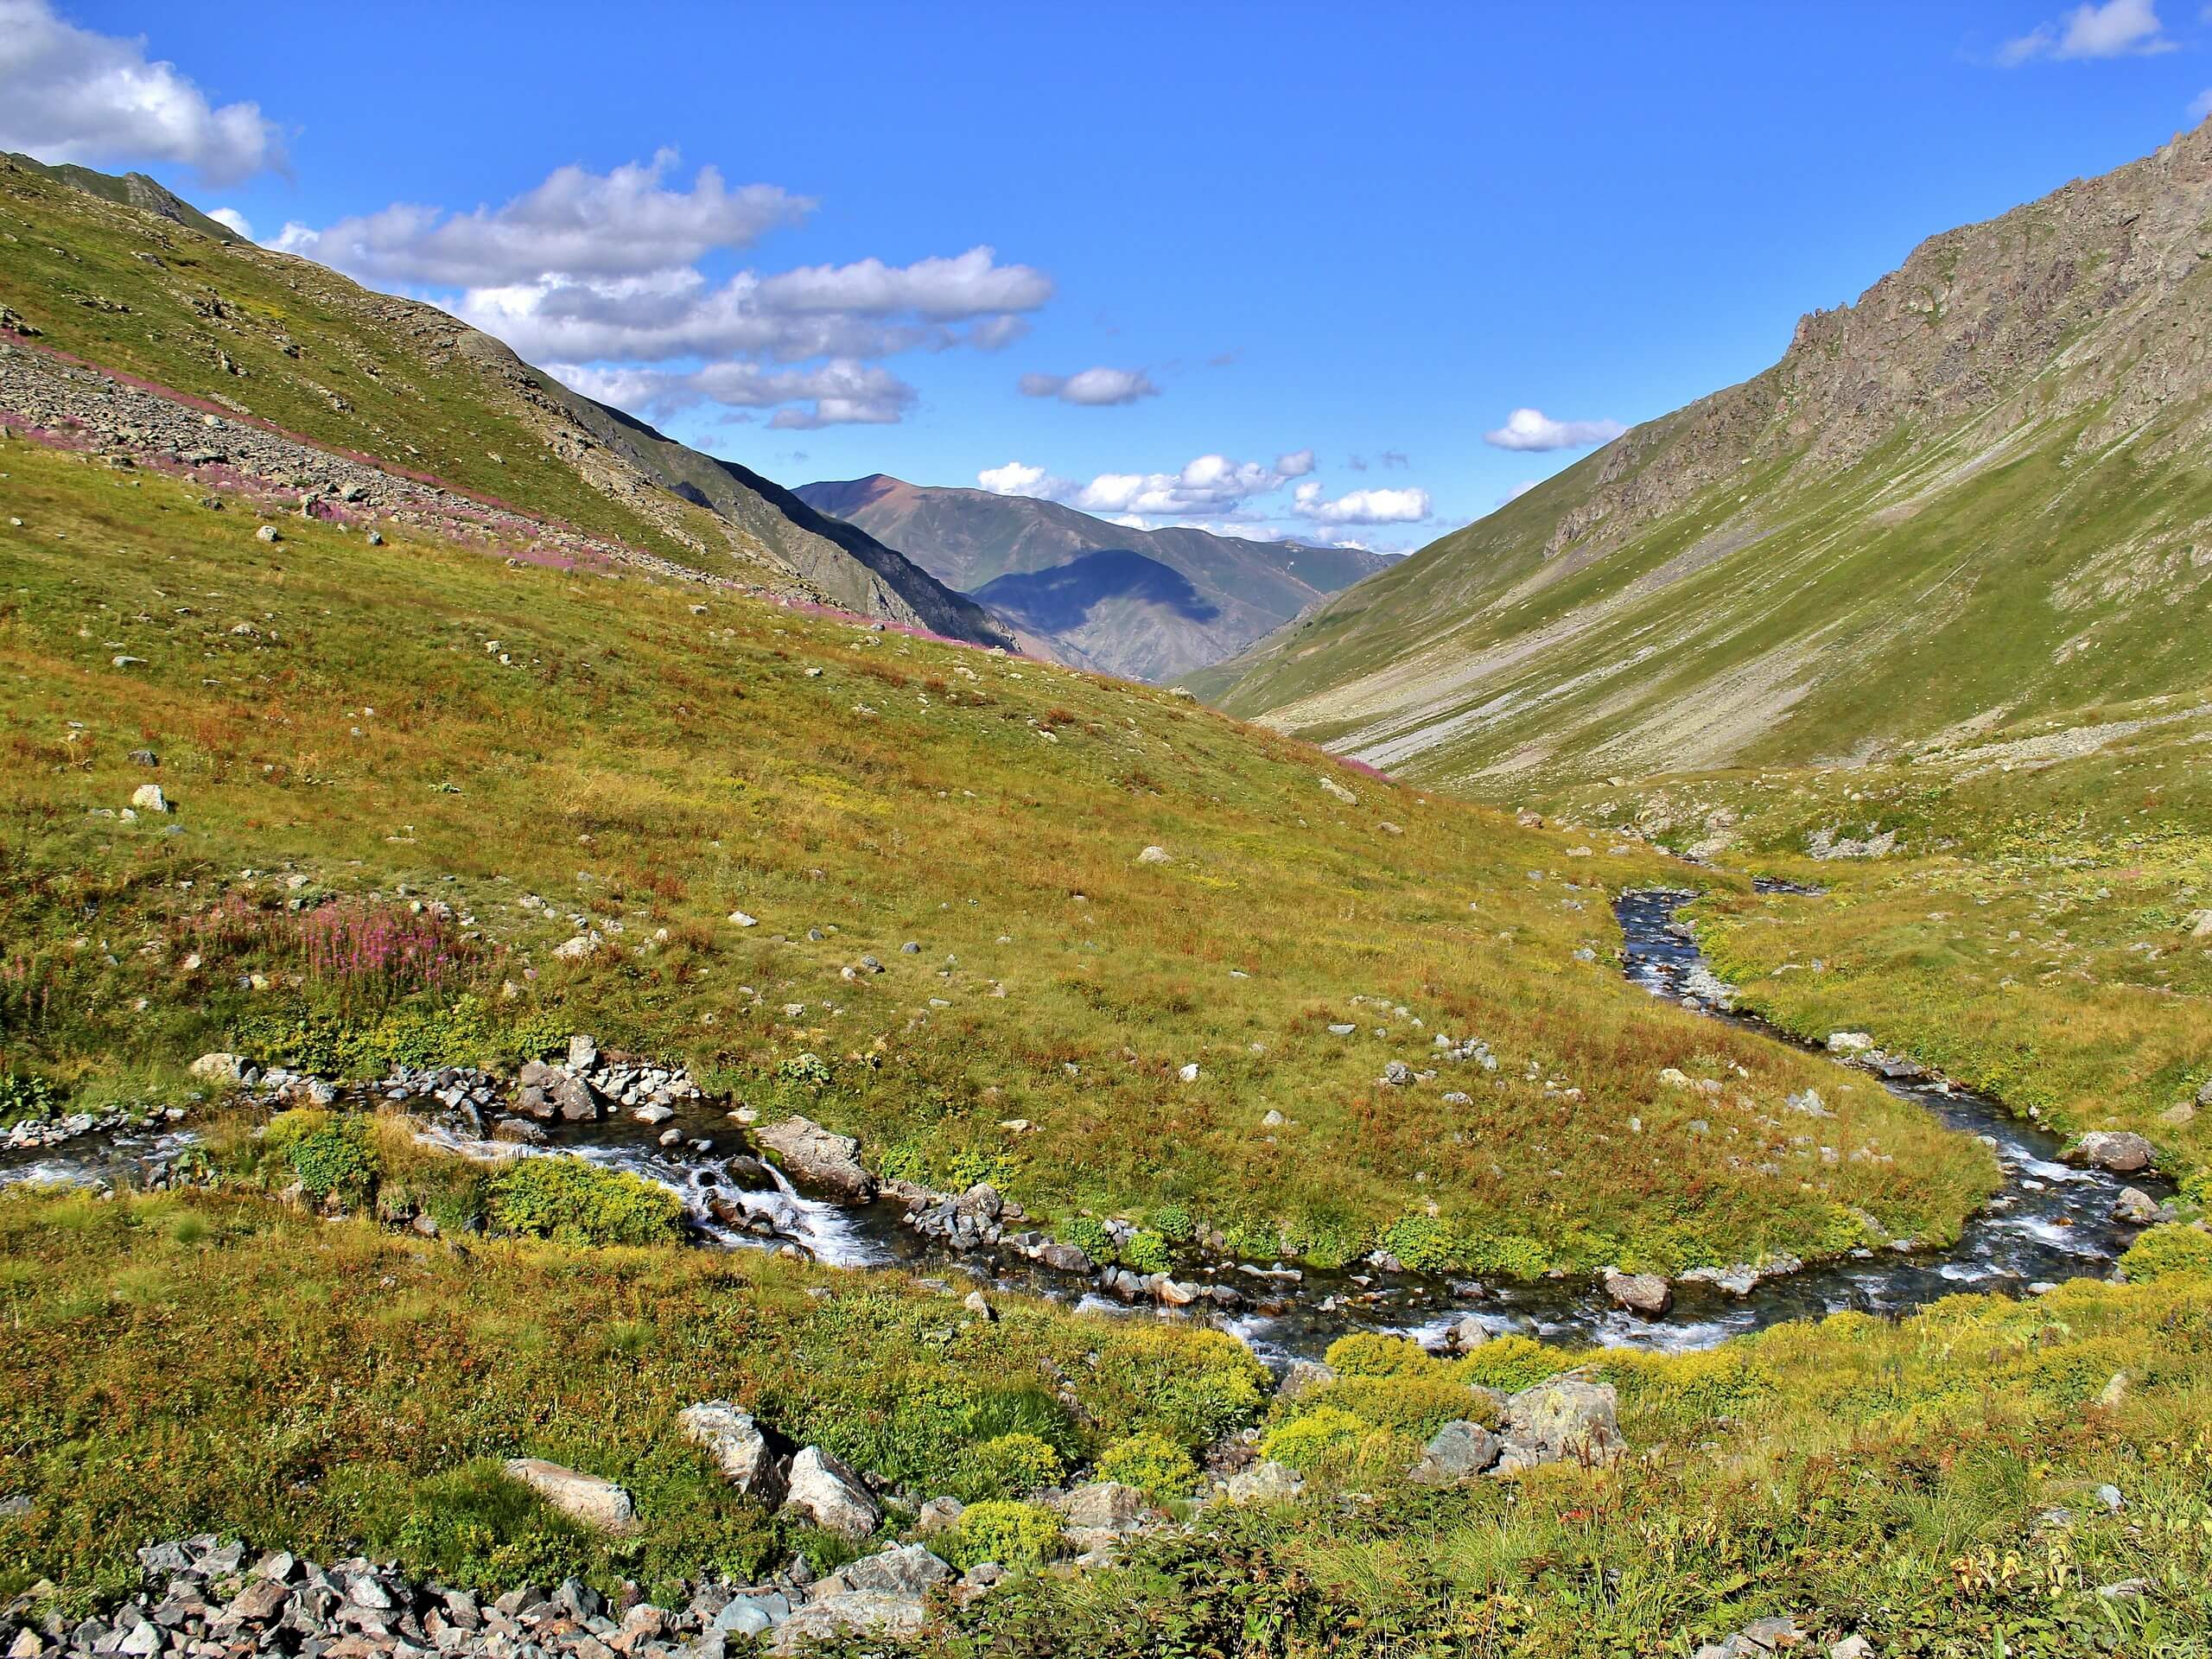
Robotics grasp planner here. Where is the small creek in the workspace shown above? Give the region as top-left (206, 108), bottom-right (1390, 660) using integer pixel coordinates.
top-left (3, 887), bottom-right (2163, 1365)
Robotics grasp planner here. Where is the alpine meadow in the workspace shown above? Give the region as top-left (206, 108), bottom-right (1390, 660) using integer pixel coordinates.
top-left (2, 8), bottom-right (2209, 1659)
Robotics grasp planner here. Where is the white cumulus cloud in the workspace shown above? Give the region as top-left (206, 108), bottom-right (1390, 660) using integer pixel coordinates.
top-left (1291, 482), bottom-right (1433, 525)
top-left (207, 206), bottom-right (252, 238)
top-left (274, 149), bottom-right (810, 288)
top-left (0, 0), bottom-right (283, 185)
top-left (973, 450), bottom-right (1316, 518)
top-left (267, 153), bottom-right (1052, 431)
top-left (550, 359), bottom-right (915, 429)
top-left (978, 460), bottom-right (1055, 495)
top-left (1482, 407), bottom-right (1626, 453)
top-left (1017, 366), bottom-right (1160, 405)
top-left (2000, 0), bottom-right (2171, 62)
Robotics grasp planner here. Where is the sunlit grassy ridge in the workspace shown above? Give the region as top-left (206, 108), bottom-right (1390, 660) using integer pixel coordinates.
top-left (1544, 713), bottom-right (2212, 1178)
top-left (1198, 128), bottom-right (2212, 795)
top-left (0, 430), bottom-right (1996, 1273)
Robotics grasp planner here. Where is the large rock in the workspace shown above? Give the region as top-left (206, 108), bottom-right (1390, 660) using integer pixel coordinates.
top-left (780, 1446), bottom-right (881, 1539)
top-left (756, 1116), bottom-right (876, 1203)
top-left (768, 1592), bottom-right (926, 1653)
top-left (1058, 1481), bottom-right (1147, 1532)
top-left (1602, 1268), bottom-right (1674, 1316)
top-left (1409, 1420), bottom-right (1499, 1485)
top-left (2067, 1130), bottom-right (2157, 1174)
top-left (502, 1458), bottom-right (636, 1531)
top-left (818, 1542), bottom-right (951, 1599)
top-left (188, 1052), bottom-right (246, 1085)
top-left (1278, 1358), bottom-right (1337, 1399)
top-left (2111, 1186), bottom-right (2160, 1225)
top-left (1218, 1459), bottom-right (1305, 1503)
top-left (1497, 1377), bottom-right (1623, 1472)
top-left (677, 1402), bottom-right (782, 1499)
top-left (515, 1059), bottom-right (595, 1122)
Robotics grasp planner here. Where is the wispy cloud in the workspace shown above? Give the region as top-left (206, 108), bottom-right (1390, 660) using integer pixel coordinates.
top-left (269, 152), bottom-right (1052, 430)
top-left (1016, 366), bottom-right (1160, 406)
top-left (2000, 0), bottom-right (2172, 63)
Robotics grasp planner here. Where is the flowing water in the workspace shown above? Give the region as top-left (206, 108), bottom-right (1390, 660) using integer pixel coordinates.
top-left (6, 887), bottom-right (2164, 1365)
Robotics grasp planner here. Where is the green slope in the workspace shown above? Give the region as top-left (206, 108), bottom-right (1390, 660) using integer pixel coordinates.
top-left (1205, 124), bottom-right (2212, 794)
top-left (0, 153), bottom-right (1014, 647)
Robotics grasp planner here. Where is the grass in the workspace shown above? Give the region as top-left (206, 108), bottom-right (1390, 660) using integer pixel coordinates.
top-left (0, 1186), bottom-right (1264, 1607)
top-left (7, 1183), bottom-right (2209, 1655)
top-left (0, 432), bottom-right (1997, 1275)
top-left (914, 1269), bottom-right (2212, 1656)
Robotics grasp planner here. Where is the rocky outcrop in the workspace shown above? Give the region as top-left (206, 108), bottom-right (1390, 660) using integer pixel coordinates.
top-left (677, 1402), bottom-right (782, 1500)
top-left (2067, 1130), bottom-right (2158, 1175)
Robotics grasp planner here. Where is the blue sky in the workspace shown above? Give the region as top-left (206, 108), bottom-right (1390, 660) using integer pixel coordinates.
top-left (5, 0), bottom-right (2208, 550)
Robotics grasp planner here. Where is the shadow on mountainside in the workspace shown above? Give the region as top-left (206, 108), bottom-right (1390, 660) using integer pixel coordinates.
top-left (970, 548), bottom-right (1221, 633)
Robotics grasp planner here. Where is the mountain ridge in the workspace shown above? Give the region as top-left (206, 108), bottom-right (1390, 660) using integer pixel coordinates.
top-left (796, 472), bottom-right (1389, 681)
top-left (0, 152), bottom-right (1022, 652)
top-left (1198, 121), bottom-right (2212, 788)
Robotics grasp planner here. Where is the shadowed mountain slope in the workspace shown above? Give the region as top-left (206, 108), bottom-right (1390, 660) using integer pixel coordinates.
top-left (797, 473), bottom-right (1389, 681)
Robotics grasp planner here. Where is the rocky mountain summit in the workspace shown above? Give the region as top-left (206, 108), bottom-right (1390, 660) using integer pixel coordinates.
top-left (1201, 121), bottom-right (2212, 788)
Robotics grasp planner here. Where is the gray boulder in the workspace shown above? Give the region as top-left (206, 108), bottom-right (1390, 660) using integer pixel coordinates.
top-left (677, 1402), bottom-right (782, 1499)
top-left (769, 1592), bottom-right (926, 1653)
top-left (780, 1446), bottom-right (881, 1539)
top-left (1218, 1459), bottom-right (1305, 1503)
top-left (2069, 1130), bottom-right (2157, 1174)
top-left (1496, 1376), bottom-right (1623, 1472)
top-left (1409, 1420), bottom-right (1499, 1484)
top-left (757, 1116), bottom-right (877, 1203)
top-left (502, 1457), bottom-right (636, 1531)
top-left (1602, 1268), bottom-right (1674, 1316)
top-left (2111, 1186), bottom-right (2159, 1225)
top-left (1058, 1481), bottom-right (1147, 1532)
top-left (818, 1542), bottom-right (951, 1599)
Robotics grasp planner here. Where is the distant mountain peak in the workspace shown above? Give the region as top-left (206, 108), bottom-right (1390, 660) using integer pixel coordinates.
top-left (794, 475), bottom-right (1390, 682)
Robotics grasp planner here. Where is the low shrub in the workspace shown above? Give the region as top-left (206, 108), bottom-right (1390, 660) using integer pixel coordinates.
top-left (1122, 1229), bottom-right (1171, 1275)
top-left (489, 1156), bottom-right (684, 1247)
top-left (1148, 1204), bottom-right (1195, 1243)
top-left (1259, 1405), bottom-right (1371, 1472)
top-left (963, 1432), bottom-right (1064, 1500)
top-left (1319, 1371), bottom-right (1498, 1439)
top-left (2120, 1224), bottom-right (2212, 1284)
top-left (0, 1071), bottom-right (60, 1126)
top-left (267, 1109), bottom-right (378, 1202)
top-left (1451, 1335), bottom-right (1580, 1394)
top-left (1095, 1431), bottom-right (1199, 1500)
top-left (1056, 1215), bottom-right (1113, 1263)
top-left (1376, 1213), bottom-right (1470, 1274)
top-left (944, 1501), bottom-right (1065, 1573)
top-left (1323, 1332), bottom-right (1431, 1378)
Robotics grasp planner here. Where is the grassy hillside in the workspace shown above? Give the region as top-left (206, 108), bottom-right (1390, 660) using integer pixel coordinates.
top-left (1543, 703), bottom-right (2212, 1179)
top-left (1201, 125), bottom-right (2212, 795)
top-left (0, 425), bottom-right (1995, 1277)
top-left (0, 155), bottom-right (1011, 644)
